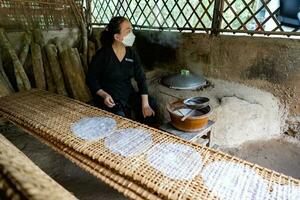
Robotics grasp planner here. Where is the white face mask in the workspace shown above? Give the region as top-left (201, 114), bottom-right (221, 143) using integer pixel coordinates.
top-left (122, 32), bottom-right (135, 47)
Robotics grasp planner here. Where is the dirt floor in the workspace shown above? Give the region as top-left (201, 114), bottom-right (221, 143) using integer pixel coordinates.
top-left (222, 137), bottom-right (300, 180)
top-left (1, 120), bottom-right (300, 199)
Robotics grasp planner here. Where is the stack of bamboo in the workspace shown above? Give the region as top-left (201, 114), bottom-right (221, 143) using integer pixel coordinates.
top-left (0, 133), bottom-right (78, 200)
top-left (0, 28), bottom-right (91, 102)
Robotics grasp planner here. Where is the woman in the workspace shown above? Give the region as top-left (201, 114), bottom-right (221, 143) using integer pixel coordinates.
top-left (86, 16), bottom-right (157, 125)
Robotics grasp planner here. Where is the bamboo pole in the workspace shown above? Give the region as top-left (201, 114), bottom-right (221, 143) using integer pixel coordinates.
top-left (31, 43), bottom-right (46, 90)
top-left (45, 44), bottom-right (67, 96)
top-left (0, 28), bottom-right (31, 91)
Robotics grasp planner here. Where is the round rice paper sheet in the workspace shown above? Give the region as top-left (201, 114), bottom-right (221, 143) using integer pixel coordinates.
top-left (71, 117), bottom-right (117, 141)
top-left (105, 128), bottom-right (152, 157)
top-left (201, 161), bottom-right (269, 200)
top-left (147, 143), bottom-right (203, 180)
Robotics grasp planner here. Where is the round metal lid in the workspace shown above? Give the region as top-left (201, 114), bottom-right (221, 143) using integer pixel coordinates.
top-left (161, 70), bottom-right (206, 90)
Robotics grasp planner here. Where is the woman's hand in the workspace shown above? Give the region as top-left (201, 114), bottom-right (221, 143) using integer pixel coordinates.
top-left (96, 89), bottom-right (115, 108)
top-left (103, 94), bottom-right (115, 108)
top-left (142, 104), bottom-right (155, 118)
top-left (141, 94), bottom-right (155, 118)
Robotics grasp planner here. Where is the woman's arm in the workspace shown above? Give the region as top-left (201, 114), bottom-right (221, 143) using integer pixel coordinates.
top-left (141, 94), bottom-right (149, 107)
top-left (141, 94), bottom-right (155, 117)
top-left (133, 49), bottom-right (154, 117)
top-left (86, 50), bottom-right (104, 95)
top-left (133, 49), bottom-right (148, 95)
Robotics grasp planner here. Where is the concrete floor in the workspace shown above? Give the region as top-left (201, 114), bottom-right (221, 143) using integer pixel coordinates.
top-left (1, 120), bottom-right (300, 199)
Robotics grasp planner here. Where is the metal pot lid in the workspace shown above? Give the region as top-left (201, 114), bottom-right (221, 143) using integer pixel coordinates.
top-left (161, 70), bottom-right (206, 90)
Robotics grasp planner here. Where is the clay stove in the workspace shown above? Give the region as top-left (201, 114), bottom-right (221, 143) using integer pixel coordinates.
top-left (159, 70), bottom-right (214, 146)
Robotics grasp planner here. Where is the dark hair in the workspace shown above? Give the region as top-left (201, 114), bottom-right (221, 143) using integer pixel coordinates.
top-left (100, 16), bottom-right (128, 46)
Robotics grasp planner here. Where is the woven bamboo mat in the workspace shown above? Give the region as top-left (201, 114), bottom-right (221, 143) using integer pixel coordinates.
top-left (0, 89), bottom-right (299, 200)
top-left (7, 118), bottom-right (160, 200)
top-left (0, 133), bottom-right (77, 200)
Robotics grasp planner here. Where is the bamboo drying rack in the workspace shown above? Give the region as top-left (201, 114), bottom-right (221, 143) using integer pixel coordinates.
top-left (0, 89), bottom-right (299, 200)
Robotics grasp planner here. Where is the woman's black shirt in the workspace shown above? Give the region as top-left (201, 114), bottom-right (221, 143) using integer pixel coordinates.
top-left (86, 45), bottom-right (148, 106)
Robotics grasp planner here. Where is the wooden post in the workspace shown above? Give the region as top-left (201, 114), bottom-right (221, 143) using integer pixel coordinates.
top-left (211, 0), bottom-right (224, 35)
top-left (0, 28), bottom-right (31, 91)
top-left (86, 0), bottom-right (92, 31)
top-left (45, 44), bottom-right (67, 96)
top-left (31, 43), bottom-right (46, 90)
